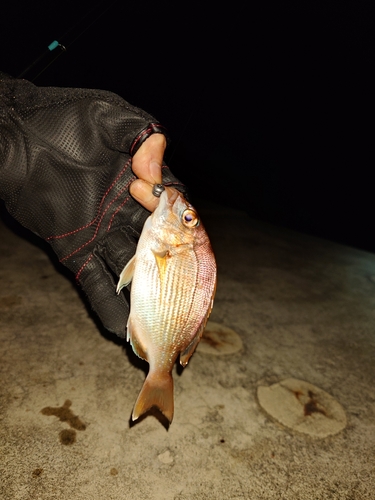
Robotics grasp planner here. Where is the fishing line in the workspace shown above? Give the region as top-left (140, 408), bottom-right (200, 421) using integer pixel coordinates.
top-left (16, 0), bottom-right (200, 166)
top-left (17, 0), bottom-right (120, 81)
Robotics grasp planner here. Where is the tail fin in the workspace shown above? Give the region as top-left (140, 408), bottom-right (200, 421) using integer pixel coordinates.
top-left (132, 370), bottom-right (174, 423)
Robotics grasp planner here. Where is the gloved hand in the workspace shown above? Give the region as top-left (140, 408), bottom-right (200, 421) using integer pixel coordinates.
top-left (0, 73), bottom-right (185, 336)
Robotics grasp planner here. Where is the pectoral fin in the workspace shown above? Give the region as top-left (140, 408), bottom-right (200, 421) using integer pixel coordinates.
top-left (153, 250), bottom-right (169, 282)
top-left (116, 255), bottom-right (136, 294)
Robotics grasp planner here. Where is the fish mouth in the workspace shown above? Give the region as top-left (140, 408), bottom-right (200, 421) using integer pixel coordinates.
top-left (165, 187), bottom-right (180, 205)
top-left (155, 188), bottom-right (181, 214)
top-left (152, 188), bottom-right (191, 230)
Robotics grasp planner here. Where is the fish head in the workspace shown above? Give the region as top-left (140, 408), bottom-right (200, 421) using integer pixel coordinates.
top-left (151, 188), bottom-right (206, 248)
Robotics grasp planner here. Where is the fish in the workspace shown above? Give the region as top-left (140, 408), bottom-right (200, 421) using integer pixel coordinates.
top-left (116, 188), bottom-right (217, 423)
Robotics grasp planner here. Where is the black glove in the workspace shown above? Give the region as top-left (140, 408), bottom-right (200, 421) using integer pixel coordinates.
top-left (0, 73), bottom-right (185, 336)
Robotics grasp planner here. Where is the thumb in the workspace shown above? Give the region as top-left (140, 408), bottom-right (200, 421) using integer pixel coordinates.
top-left (131, 133), bottom-right (166, 184)
top-left (130, 133), bottom-right (167, 211)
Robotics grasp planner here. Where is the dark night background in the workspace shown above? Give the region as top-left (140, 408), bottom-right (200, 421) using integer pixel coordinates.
top-left (1, 1), bottom-right (374, 252)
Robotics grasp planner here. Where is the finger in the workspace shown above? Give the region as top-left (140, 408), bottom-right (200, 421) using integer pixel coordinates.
top-left (129, 179), bottom-right (160, 212)
top-left (131, 134), bottom-right (166, 184)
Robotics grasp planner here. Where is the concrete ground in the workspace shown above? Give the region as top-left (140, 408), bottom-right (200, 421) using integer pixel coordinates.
top-left (1, 201), bottom-right (374, 500)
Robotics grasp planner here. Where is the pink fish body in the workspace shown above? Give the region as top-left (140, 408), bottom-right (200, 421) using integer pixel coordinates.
top-left (117, 188), bottom-right (217, 423)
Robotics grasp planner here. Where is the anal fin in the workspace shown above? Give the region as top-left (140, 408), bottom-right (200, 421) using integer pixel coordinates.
top-left (180, 332), bottom-right (202, 367)
top-left (127, 317), bottom-right (147, 361)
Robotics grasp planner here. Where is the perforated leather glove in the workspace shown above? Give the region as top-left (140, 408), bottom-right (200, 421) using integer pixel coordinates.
top-left (0, 72), bottom-right (185, 336)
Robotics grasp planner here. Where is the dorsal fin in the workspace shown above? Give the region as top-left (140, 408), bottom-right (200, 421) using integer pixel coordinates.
top-left (180, 290), bottom-right (216, 367)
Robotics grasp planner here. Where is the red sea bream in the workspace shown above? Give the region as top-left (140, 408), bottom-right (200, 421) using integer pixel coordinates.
top-left (117, 188), bottom-right (217, 423)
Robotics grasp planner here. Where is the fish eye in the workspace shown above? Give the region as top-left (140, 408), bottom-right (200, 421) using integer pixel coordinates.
top-left (182, 208), bottom-right (199, 228)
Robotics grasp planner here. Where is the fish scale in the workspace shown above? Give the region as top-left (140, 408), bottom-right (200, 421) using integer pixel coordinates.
top-left (135, 253), bottom-right (196, 346)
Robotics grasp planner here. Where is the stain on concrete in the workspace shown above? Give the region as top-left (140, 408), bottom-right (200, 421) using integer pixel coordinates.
top-left (41, 400), bottom-right (86, 431)
top-left (59, 429), bottom-right (77, 445)
top-left (202, 332), bottom-right (221, 349)
top-left (293, 388), bottom-right (327, 416)
top-left (41, 400), bottom-right (86, 445)
top-left (257, 378), bottom-right (347, 438)
top-left (32, 468), bottom-right (43, 478)
top-left (197, 321), bottom-right (243, 355)
top-left (304, 390), bottom-right (327, 417)
top-left (0, 295), bottom-right (22, 308)
top-left (110, 468), bottom-right (118, 476)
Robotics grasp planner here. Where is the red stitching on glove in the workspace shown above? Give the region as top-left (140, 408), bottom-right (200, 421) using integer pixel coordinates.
top-left (60, 181), bottom-right (131, 262)
top-left (46, 158), bottom-right (133, 241)
top-left (107, 195), bottom-right (131, 231)
top-left (75, 253), bottom-right (93, 282)
top-left (130, 126), bottom-right (151, 155)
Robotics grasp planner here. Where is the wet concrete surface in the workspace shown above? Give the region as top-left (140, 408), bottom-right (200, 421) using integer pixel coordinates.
top-left (1, 202), bottom-right (374, 499)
